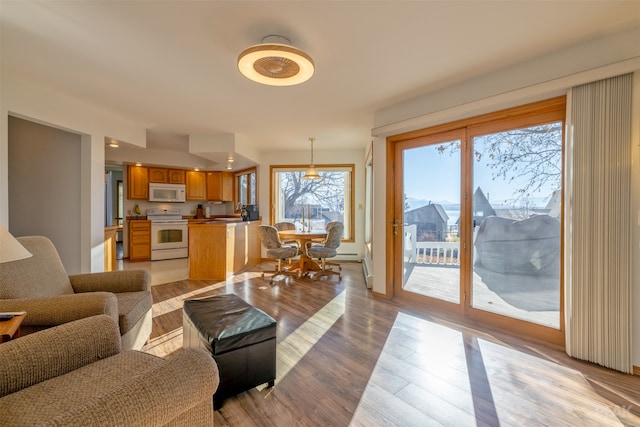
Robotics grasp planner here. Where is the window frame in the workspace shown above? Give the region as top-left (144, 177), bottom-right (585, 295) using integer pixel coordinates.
top-left (269, 164), bottom-right (355, 242)
top-left (234, 167), bottom-right (257, 210)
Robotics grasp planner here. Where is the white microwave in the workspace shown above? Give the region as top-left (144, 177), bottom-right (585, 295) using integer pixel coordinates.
top-left (148, 183), bottom-right (186, 202)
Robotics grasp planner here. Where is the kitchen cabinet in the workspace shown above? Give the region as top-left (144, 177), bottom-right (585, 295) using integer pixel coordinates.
top-left (129, 219), bottom-right (151, 261)
top-left (127, 165), bottom-right (149, 200)
top-left (206, 171), bottom-right (233, 201)
top-left (104, 226), bottom-right (118, 271)
top-left (186, 171), bottom-right (206, 201)
top-left (168, 169), bottom-right (186, 184)
top-left (149, 167), bottom-right (186, 184)
top-left (188, 221), bottom-right (260, 280)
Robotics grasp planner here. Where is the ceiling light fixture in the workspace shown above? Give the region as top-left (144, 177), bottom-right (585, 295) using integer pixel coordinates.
top-left (237, 35), bottom-right (314, 86)
top-left (226, 162), bottom-right (233, 170)
top-left (302, 137), bottom-right (321, 180)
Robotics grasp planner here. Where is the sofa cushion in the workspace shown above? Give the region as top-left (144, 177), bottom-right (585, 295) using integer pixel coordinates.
top-left (115, 291), bottom-right (153, 335)
top-left (0, 236), bottom-right (74, 298)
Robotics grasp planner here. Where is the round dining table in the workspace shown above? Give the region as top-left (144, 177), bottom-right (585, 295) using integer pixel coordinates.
top-left (277, 229), bottom-right (327, 277)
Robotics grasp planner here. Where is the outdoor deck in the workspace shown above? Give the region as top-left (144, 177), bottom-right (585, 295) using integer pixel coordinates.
top-left (403, 264), bottom-right (560, 328)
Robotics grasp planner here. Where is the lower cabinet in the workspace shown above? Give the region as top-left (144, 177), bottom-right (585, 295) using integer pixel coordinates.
top-left (104, 226), bottom-right (118, 271)
top-left (129, 220), bottom-right (151, 261)
top-left (188, 221), bottom-right (260, 280)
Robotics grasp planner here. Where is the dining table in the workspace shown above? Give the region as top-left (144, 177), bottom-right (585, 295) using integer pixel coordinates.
top-left (278, 229), bottom-right (327, 277)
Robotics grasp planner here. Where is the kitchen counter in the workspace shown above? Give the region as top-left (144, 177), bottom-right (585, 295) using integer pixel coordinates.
top-left (188, 220), bottom-right (261, 280)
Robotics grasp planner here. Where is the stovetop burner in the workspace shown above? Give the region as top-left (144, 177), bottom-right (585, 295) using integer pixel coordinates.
top-left (146, 208), bottom-right (185, 222)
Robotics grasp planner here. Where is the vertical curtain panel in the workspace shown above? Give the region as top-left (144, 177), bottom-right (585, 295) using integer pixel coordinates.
top-left (565, 73), bottom-right (633, 373)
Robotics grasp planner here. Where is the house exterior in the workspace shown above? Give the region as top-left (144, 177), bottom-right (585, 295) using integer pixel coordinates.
top-left (404, 203), bottom-right (449, 241)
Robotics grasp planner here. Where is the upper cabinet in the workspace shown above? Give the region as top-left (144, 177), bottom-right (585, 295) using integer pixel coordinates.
top-left (128, 165), bottom-right (233, 202)
top-left (168, 169), bottom-right (186, 184)
top-left (186, 171), bottom-right (207, 201)
top-left (127, 165), bottom-right (149, 200)
top-left (149, 167), bottom-right (185, 184)
top-left (207, 172), bottom-right (233, 201)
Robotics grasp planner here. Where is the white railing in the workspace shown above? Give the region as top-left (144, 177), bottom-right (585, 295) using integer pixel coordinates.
top-left (404, 224), bottom-right (460, 266)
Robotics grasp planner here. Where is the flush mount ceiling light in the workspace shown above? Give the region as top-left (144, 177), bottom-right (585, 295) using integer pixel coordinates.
top-left (302, 137), bottom-right (321, 180)
top-left (237, 35), bottom-right (314, 86)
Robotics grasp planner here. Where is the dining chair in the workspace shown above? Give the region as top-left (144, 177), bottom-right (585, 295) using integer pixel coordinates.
top-left (258, 225), bottom-right (299, 283)
top-left (305, 222), bottom-right (344, 281)
top-left (273, 221), bottom-right (299, 250)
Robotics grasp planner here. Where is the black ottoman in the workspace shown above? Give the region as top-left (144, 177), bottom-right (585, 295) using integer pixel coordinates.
top-left (183, 294), bottom-right (277, 409)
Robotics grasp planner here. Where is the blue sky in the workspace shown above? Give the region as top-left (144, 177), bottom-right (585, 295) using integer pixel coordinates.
top-left (403, 143), bottom-right (557, 207)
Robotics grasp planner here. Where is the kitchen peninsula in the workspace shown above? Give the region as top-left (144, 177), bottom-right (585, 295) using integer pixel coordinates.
top-left (188, 220), bottom-right (261, 280)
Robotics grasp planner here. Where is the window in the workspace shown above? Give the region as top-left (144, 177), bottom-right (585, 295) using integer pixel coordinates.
top-left (236, 168), bottom-right (256, 207)
top-left (270, 164), bottom-right (354, 241)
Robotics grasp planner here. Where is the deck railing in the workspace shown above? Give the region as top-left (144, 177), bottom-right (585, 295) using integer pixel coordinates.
top-left (404, 224), bottom-right (460, 266)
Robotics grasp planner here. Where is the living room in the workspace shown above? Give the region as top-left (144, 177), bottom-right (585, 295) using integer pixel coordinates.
top-left (1, 1), bottom-right (640, 425)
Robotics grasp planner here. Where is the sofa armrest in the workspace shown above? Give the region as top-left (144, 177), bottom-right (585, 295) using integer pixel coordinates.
top-left (0, 315), bottom-right (121, 397)
top-left (0, 293), bottom-right (118, 328)
top-left (70, 270), bottom-right (150, 294)
top-left (54, 349), bottom-right (219, 426)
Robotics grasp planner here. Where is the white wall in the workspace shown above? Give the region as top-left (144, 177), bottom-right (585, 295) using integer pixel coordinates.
top-left (1, 71), bottom-right (147, 272)
top-left (8, 117), bottom-right (83, 273)
top-left (370, 26), bottom-right (640, 365)
top-left (258, 148), bottom-right (366, 261)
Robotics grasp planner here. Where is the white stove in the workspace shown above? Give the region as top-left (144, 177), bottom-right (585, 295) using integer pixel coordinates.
top-left (146, 208), bottom-right (188, 260)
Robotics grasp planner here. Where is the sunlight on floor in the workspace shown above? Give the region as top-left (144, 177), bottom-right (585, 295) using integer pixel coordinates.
top-left (350, 312), bottom-right (633, 426)
top-left (272, 290), bottom-right (346, 385)
top-left (141, 266), bottom-right (265, 358)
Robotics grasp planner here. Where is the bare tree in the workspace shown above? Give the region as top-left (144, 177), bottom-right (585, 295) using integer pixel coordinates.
top-left (279, 171), bottom-right (345, 217)
top-left (438, 122), bottom-right (562, 202)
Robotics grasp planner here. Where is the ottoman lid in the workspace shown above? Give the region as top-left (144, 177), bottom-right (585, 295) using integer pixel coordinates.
top-left (184, 294), bottom-right (276, 354)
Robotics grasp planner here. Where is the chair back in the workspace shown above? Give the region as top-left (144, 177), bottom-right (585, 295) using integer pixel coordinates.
top-left (325, 221), bottom-right (341, 231)
top-left (324, 223), bottom-right (344, 249)
top-left (274, 222), bottom-right (296, 232)
top-left (0, 236), bottom-right (74, 299)
top-left (258, 225), bottom-right (283, 249)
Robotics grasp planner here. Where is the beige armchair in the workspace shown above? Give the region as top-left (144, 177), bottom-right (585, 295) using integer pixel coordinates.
top-left (0, 236), bottom-right (152, 350)
top-left (0, 315), bottom-right (219, 426)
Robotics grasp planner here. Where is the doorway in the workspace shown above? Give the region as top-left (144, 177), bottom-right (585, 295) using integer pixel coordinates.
top-left (389, 97), bottom-right (565, 345)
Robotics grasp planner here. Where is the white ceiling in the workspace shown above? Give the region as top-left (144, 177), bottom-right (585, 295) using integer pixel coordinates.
top-left (2, 1), bottom-right (639, 168)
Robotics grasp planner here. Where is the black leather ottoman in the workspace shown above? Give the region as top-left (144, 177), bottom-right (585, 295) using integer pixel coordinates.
top-left (183, 294), bottom-right (277, 409)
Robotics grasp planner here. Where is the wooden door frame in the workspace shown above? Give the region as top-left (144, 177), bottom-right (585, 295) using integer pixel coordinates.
top-left (385, 97), bottom-right (566, 347)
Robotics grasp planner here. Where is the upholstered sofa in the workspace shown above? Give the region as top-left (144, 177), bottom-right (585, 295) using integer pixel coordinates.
top-left (0, 315), bottom-right (219, 426)
top-left (0, 236), bottom-right (152, 350)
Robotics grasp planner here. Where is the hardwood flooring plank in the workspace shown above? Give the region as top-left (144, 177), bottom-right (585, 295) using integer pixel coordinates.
top-left (138, 261), bottom-right (640, 426)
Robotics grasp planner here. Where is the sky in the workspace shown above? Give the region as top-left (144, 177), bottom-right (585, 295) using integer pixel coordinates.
top-left (403, 142), bottom-right (558, 208)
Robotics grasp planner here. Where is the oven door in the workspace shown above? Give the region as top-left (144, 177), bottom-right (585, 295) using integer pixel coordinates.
top-left (151, 220), bottom-right (188, 250)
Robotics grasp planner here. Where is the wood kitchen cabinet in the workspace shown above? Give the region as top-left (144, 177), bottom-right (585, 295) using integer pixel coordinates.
top-left (104, 226), bottom-right (118, 271)
top-left (149, 167), bottom-right (186, 184)
top-left (168, 169), bottom-right (186, 184)
top-left (186, 171), bottom-right (206, 201)
top-left (128, 219), bottom-right (151, 261)
top-left (127, 165), bottom-right (149, 200)
top-left (188, 221), bottom-right (260, 280)
top-left (206, 171), bottom-right (233, 201)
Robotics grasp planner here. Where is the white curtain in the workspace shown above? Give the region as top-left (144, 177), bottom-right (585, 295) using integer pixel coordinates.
top-left (565, 73), bottom-right (633, 373)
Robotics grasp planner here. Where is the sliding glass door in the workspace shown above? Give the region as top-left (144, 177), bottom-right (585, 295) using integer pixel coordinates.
top-left (395, 129), bottom-right (465, 310)
top-left (391, 98), bottom-right (565, 343)
top-left (470, 122), bottom-right (562, 329)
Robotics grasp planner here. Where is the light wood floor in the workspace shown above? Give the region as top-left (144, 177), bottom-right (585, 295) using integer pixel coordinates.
top-left (141, 261), bottom-right (640, 426)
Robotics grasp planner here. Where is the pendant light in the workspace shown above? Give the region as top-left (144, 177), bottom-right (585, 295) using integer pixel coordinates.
top-left (302, 137), bottom-right (321, 180)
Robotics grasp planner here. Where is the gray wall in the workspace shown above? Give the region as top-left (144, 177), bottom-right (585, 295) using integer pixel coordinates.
top-left (8, 116), bottom-right (82, 274)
